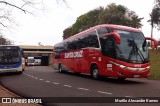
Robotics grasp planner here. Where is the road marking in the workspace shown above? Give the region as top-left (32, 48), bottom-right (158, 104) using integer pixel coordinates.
top-left (30, 76), bottom-right (34, 78)
top-left (34, 77), bottom-right (38, 80)
top-left (24, 72), bottom-right (115, 96)
top-left (97, 91), bottom-right (112, 95)
top-left (64, 85), bottom-right (72, 88)
top-left (24, 73), bottom-right (35, 78)
top-left (125, 96), bottom-right (132, 97)
top-left (52, 82), bottom-right (60, 85)
top-left (46, 81), bottom-right (50, 83)
top-left (78, 87), bottom-right (89, 91)
top-left (32, 76), bottom-right (37, 79)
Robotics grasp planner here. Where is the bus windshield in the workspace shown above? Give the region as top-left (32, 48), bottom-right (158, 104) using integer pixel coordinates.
top-left (116, 30), bottom-right (149, 63)
top-left (100, 30), bottom-right (149, 64)
top-left (27, 57), bottom-right (34, 63)
top-left (0, 48), bottom-right (21, 64)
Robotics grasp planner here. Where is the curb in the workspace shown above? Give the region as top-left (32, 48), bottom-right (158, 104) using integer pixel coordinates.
top-left (0, 86), bottom-right (42, 106)
top-left (0, 86), bottom-right (19, 97)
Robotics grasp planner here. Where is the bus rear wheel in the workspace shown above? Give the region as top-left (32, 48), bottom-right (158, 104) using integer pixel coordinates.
top-left (91, 66), bottom-right (99, 79)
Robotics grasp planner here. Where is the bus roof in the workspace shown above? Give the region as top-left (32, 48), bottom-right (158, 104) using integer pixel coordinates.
top-left (0, 45), bottom-right (19, 47)
top-left (0, 45), bottom-right (20, 49)
top-left (57, 24), bottom-right (141, 45)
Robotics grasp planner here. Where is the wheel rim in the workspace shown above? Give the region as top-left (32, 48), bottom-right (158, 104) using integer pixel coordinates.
top-left (93, 68), bottom-right (99, 78)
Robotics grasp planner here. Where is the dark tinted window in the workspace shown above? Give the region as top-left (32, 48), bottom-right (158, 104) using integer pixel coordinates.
top-left (54, 44), bottom-right (63, 53)
top-left (87, 32), bottom-right (99, 48)
top-left (97, 28), bottom-right (108, 35)
top-left (0, 47), bottom-right (21, 64)
top-left (100, 36), bottom-right (116, 58)
top-left (54, 31), bottom-right (99, 53)
top-left (77, 31), bottom-right (99, 48)
top-left (55, 53), bottom-right (60, 59)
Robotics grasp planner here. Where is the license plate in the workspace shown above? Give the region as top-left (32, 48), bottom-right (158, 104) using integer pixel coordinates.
top-left (134, 75), bottom-right (140, 78)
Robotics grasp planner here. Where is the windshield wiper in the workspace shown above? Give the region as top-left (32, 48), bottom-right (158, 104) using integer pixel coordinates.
top-left (127, 39), bottom-right (146, 63)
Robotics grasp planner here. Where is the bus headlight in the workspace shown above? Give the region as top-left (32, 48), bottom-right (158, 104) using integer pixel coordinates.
top-left (119, 65), bottom-right (125, 68)
top-left (110, 61), bottom-right (149, 71)
top-left (146, 66), bottom-right (150, 69)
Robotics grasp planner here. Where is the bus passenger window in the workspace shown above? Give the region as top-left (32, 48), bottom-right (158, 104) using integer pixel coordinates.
top-left (100, 36), bottom-right (116, 58)
top-left (55, 53), bottom-right (60, 59)
top-left (97, 28), bottom-right (109, 35)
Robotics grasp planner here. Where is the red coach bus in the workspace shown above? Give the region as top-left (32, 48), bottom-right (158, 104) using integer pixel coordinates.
top-left (53, 24), bottom-right (158, 80)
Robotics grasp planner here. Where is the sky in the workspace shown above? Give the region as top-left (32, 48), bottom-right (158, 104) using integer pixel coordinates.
top-left (2, 0), bottom-right (160, 46)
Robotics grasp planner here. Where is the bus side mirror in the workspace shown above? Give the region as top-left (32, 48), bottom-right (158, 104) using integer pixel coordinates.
top-left (111, 33), bottom-right (121, 44)
top-left (145, 37), bottom-right (158, 49)
top-left (103, 32), bottom-right (121, 44)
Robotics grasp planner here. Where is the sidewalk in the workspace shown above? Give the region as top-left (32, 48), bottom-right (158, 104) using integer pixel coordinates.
top-left (0, 86), bottom-right (41, 106)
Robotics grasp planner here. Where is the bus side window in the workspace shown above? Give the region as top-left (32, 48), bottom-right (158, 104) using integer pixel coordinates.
top-left (87, 32), bottom-right (99, 48)
top-left (54, 45), bottom-right (61, 59)
top-left (97, 28), bottom-right (109, 35)
top-left (101, 36), bottom-right (116, 58)
top-left (79, 31), bottom-right (99, 48)
top-left (55, 52), bottom-right (60, 59)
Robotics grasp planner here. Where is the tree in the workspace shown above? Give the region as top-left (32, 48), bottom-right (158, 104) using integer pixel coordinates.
top-left (148, 7), bottom-right (160, 38)
top-left (63, 3), bottom-right (143, 39)
top-left (0, 35), bottom-right (12, 45)
top-left (155, 0), bottom-right (160, 7)
top-left (71, 7), bottom-right (103, 35)
top-left (148, 0), bottom-right (160, 38)
top-left (0, 0), bottom-right (43, 45)
top-left (0, 0), bottom-right (38, 29)
top-left (63, 27), bottom-right (72, 39)
top-left (98, 3), bottom-right (143, 28)
top-left (0, 0), bottom-right (67, 45)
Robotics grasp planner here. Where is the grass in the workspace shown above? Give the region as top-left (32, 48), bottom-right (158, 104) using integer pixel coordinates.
top-left (149, 49), bottom-right (160, 80)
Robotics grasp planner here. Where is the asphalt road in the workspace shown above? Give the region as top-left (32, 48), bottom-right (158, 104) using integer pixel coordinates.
top-left (0, 66), bottom-right (160, 106)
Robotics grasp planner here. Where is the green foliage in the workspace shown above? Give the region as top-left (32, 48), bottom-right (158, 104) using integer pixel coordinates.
top-left (148, 0), bottom-right (160, 33)
top-left (98, 3), bottom-right (143, 28)
top-left (155, 0), bottom-right (160, 7)
top-left (63, 3), bottom-right (143, 39)
top-left (149, 7), bottom-right (160, 30)
top-left (0, 35), bottom-right (12, 45)
top-left (63, 27), bottom-right (72, 39)
top-left (149, 50), bottom-right (160, 80)
top-left (71, 7), bottom-right (103, 35)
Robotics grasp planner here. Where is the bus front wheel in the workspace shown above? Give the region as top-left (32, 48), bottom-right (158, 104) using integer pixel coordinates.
top-left (91, 66), bottom-right (99, 79)
top-left (118, 77), bottom-right (126, 81)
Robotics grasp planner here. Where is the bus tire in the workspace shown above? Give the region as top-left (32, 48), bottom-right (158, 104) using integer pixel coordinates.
top-left (17, 71), bottom-right (23, 74)
top-left (58, 64), bottom-right (63, 73)
top-left (91, 66), bottom-right (99, 79)
top-left (118, 78), bottom-right (126, 81)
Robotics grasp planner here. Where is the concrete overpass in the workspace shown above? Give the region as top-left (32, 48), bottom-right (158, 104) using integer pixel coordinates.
top-left (19, 45), bottom-right (53, 66)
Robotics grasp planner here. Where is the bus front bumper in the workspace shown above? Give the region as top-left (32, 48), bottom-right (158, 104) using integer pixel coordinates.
top-left (0, 68), bottom-right (22, 73)
top-left (116, 69), bottom-right (150, 78)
